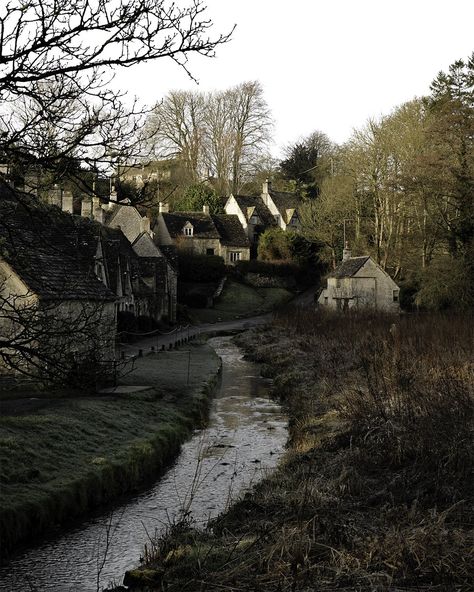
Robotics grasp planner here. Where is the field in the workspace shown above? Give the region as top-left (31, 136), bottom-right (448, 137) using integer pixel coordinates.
top-left (128, 311), bottom-right (474, 591)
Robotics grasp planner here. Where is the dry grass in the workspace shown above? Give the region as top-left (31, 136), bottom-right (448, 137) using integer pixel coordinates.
top-left (126, 310), bottom-right (473, 592)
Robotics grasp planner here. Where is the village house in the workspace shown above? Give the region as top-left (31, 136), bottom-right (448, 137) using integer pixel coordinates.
top-left (223, 193), bottom-right (276, 246)
top-left (41, 186), bottom-right (178, 323)
top-left (318, 244), bottom-right (400, 312)
top-left (261, 180), bottom-right (301, 231)
top-left (0, 190), bottom-right (117, 379)
top-left (224, 181), bottom-right (301, 247)
top-left (154, 204), bottom-right (251, 265)
top-left (104, 197), bottom-right (178, 321)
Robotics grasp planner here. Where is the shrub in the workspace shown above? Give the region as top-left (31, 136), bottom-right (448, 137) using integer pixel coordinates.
top-left (178, 253), bottom-right (225, 282)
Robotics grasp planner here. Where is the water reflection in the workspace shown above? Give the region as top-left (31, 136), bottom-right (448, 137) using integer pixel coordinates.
top-left (0, 337), bottom-right (287, 592)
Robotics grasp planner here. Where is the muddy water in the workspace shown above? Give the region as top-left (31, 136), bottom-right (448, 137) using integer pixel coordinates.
top-left (0, 337), bottom-right (287, 592)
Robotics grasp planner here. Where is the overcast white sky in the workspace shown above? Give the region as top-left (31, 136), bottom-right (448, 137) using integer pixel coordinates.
top-left (115, 0), bottom-right (474, 157)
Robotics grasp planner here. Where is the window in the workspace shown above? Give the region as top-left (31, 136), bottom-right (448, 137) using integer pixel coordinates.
top-left (206, 248), bottom-right (215, 256)
top-left (324, 297), bottom-right (328, 305)
top-left (274, 214), bottom-right (281, 225)
top-left (393, 290), bottom-right (399, 302)
top-left (229, 251), bottom-right (241, 262)
top-left (249, 215), bottom-right (259, 225)
top-left (183, 225), bottom-right (193, 236)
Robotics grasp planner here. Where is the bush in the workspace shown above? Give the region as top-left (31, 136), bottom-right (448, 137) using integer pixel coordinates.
top-left (178, 253), bottom-right (225, 282)
top-left (416, 256), bottom-right (474, 310)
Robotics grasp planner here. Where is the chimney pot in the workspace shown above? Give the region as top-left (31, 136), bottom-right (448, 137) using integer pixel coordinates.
top-left (92, 196), bottom-right (104, 223)
top-left (62, 190), bottom-right (73, 214)
top-left (263, 178), bottom-right (272, 194)
top-left (159, 202), bottom-right (169, 214)
top-left (81, 196), bottom-right (92, 218)
top-left (342, 241), bottom-right (351, 262)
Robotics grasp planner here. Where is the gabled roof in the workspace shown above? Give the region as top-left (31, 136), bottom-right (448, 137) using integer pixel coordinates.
top-left (132, 232), bottom-right (162, 258)
top-left (329, 256), bottom-right (370, 278)
top-left (0, 188), bottom-right (115, 301)
top-left (268, 191), bottom-right (301, 223)
top-left (161, 212), bottom-right (220, 239)
top-left (232, 195), bottom-right (276, 226)
top-left (211, 214), bottom-right (250, 248)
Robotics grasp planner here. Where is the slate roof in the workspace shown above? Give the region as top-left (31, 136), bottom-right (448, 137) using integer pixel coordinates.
top-left (329, 256), bottom-right (370, 278)
top-left (211, 214), bottom-right (250, 248)
top-left (269, 191), bottom-right (301, 223)
top-left (132, 232), bottom-right (162, 258)
top-left (0, 188), bottom-right (116, 301)
top-left (161, 212), bottom-right (220, 239)
top-left (233, 195), bottom-right (276, 226)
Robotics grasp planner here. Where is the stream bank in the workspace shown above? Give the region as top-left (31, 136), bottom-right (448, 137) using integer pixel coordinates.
top-left (124, 314), bottom-right (473, 592)
top-left (0, 336), bottom-right (288, 592)
top-left (0, 341), bottom-right (221, 557)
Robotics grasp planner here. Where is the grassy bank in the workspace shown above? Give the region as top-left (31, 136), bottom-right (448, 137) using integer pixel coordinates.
top-left (127, 311), bottom-right (474, 591)
top-left (0, 343), bottom-right (221, 556)
top-left (188, 280), bottom-right (292, 324)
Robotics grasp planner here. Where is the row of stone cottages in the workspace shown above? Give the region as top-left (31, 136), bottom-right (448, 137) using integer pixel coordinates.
top-left (0, 178), bottom-right (279, 376)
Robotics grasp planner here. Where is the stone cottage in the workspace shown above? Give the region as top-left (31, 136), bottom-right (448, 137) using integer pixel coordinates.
top-left (223, 193), bottom-right (276, 246)
top-left (261, 180), bottom-right (301, 231)
top-left (0, 189), bottom-right (117, 379)
top-left (318, 244), bottom-right (400, 312)
top-left (154, 205), bottom-right (250, 265)
top-left (224, 181), bottom-right (301, 247)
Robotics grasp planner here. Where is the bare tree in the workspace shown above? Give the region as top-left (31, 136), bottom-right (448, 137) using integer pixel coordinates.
top-left (227, 81), bottom-right (272, 193)
top-left (148, 90), bottom-right (207, 182)
top-left (145, 81), bottom-right (273, 196)
top-left (0, 0), bottom-right (232, 180)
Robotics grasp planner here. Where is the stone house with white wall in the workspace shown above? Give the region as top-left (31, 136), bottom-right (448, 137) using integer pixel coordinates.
top-left (223, 193), bottom-right (276, 245)
top-left (318, 245), bottom-right (400, 312)
top-left (223, 181), bottom-right (301, 248)
top-left (154, 205), bottom-right (250, 265)
top-left (261, 180), bottom-right (301, 231)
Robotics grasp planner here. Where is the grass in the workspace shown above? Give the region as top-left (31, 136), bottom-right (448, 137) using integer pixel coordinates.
top-left (189, 279), bottom-right (292, 323)
top-left (128, 310), bottom-right (474, 592)
top-left (0, 343), bottom-right (221, 556)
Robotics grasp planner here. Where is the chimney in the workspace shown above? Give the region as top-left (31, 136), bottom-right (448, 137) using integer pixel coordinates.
top-left (202, 204), bottom-right (210, 215)
top-left (81, 196), bottom-right (92, 218)
top-left (108, 184), bottom-right (118, 208)
top-left (262, 179), bottom-right (272, 206)
top-left (159, 202), bottom-right (169, 214)
top-left (49, 185), bottom-right (62, 208)
top-left (62, 190), bottom-right (73, 214)
top-left (342, 241), bottom-right (352, 262)
top-left (92, 196), bottom-right (103, 224)
top-left (140, 216), bottom-right (151, 234)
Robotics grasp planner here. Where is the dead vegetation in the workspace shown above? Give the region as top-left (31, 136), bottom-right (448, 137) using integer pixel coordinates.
top-left (125, 310), bottom-right (473, 591)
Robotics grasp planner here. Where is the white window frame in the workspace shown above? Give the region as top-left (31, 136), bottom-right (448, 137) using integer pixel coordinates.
top-left (229, 251), bottom-right (241, 263)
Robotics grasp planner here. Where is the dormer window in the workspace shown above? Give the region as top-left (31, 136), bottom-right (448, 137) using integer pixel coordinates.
top-left (183, 222), bottom-right (193, 237)
top-left (250, 215), bottom-right (259, 225)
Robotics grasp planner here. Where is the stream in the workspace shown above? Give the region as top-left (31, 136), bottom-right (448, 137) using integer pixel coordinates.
top-left (0, 336), bottom-right (288, 591)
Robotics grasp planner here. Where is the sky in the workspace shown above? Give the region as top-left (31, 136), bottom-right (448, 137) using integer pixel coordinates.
top-left (114, 0), bottom-right (474, 157)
